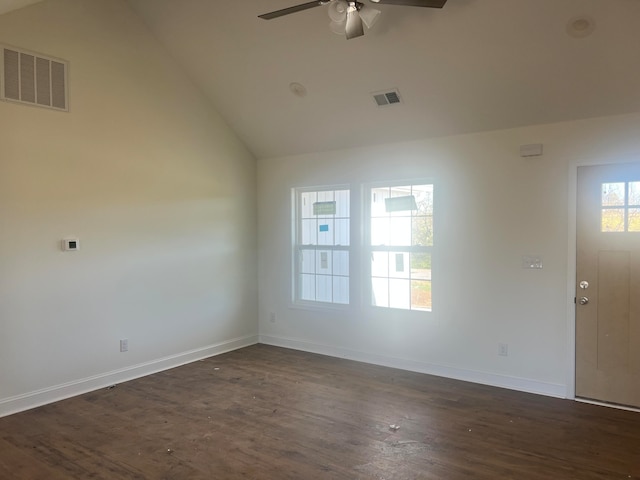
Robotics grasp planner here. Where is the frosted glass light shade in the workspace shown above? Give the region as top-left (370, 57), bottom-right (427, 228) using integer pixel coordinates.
top-left (328, 0), bottom-right (348, 22)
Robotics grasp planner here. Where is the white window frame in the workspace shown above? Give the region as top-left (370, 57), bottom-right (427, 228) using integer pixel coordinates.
top-left (365, 180), bottom-right (434, 312)
top-left (292, 185), bottom-right (352, 307)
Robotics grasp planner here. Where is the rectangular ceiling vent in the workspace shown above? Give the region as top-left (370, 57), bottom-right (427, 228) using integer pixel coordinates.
top-left (1, 45), bottom-right (69, 111)
top-left (372, 89), bottom-right (402, 107)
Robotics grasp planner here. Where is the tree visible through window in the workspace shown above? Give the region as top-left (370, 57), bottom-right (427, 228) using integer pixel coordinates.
top-left (369, 183), bottom-right (433, 311)
top-left (601, 181), bottom-right (640, 232)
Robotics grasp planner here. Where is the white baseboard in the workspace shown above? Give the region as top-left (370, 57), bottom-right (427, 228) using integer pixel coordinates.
top-left (259, 334), bottom-right (566, 399)
top-left (0, 334), bottom-right (258, 418)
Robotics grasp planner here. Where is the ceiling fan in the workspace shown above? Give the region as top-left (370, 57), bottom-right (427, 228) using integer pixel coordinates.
top-left (259, 0), bottom-right (447, 40)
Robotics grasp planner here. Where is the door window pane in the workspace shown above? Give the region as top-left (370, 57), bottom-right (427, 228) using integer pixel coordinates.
top-left (628, 208), bottom-right (640, 232)
top-left (602, 183), bottom-right (625, 206)
top-left (629, 182), bottom-right (640, 206)
top-left (602, 208), bottom-right (625, 232)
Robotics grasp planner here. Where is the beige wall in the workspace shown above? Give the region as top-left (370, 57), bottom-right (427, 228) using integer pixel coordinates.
top-left (258, 112), bottom-right (640, 398)
top-left (0, 0), bottom-right (257, 415)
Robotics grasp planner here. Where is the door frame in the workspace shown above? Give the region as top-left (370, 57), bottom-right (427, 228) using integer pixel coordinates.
top-left (567, 154), bottom-right (640, 406)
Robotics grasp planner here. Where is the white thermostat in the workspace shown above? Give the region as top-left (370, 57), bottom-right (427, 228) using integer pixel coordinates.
top-left (62, 238), bottom-right (80, 251)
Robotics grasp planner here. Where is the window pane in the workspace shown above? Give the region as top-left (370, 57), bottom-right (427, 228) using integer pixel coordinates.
top-left (334, 218), bottom-right (350, 246)
top-left (389, 278), bottom-right (410, 309)
top-left (629, 182), bottom-right (640, 206)
top-left (372, 278), bottom-right (389, 307)
top-left (300, 274), bottom-right (315, 301)
top-left (371, 217), bottom-right (390, 246)
top-left (389, 252), bottom-right (410, 279)
top-left (301, 219), bottom-right (316, 245)
top-left (389, 217), bottom-right (411, 246)
top-left (335, 190), bottom-right (350, 217)
top-left (412, 215), bottom-right (433, 246)
top-left (316, 191), bottom-right (334, 218)
top-left (296, 187), bottom-right (351, 306)
top-left (602, 183), bottom-right (625, 206)
top-left (628, 208), bottom-right (640, 232)
top-left (300, 249), bottom-right (315, 274)
top-left (371, 188), bottom-right (389, 217)
top-left (411, 280), bottom-right (432, 311)
top-left (316, 250), bottom-right (332, 274)
top-left (389, 186), bottom-right (412, 217)
top-left (413, 184), bottom-right (433, 215)
top-left (369, 182), bottom-right (434, 311)
top-left (317, 219), bottom-right (334, 245)
top-left (301, 191), bottom-right (317, 218)
top-left (333, 250), bottom-right (349, 276)
top-left (333, 276), bottom-right (349, 304)
top-left (316, 275), bottom-right (332, 302)
top-left (411, 253), bottom-right (431, 280)
top-left (371, 251), bottom-right (388, 277)
top-left (602, 208), bottom-right (625, 232)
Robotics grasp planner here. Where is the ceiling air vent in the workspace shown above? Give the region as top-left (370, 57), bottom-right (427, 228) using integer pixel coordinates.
top-left (1, 45), bottom-right (68, 111)
top-left (372, 89), bottom-right (402, 107)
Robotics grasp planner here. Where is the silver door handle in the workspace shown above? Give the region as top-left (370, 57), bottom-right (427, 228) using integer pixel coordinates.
top-left (579, 296), bottom-right (589, 305)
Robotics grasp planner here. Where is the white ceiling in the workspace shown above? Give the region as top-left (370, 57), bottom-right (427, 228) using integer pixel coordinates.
top-left (4, 0), bottom-right (640, 159)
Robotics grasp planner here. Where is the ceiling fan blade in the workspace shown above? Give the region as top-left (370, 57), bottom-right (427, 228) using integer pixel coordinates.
top-left (259, 0), bottom-right (328, 20)
top-left (345, 4), bottom-right (364, 39)
top-left (368, 0), bottom-right (447, 7)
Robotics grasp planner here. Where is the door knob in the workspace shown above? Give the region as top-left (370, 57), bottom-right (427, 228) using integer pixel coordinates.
top-left (579, 296), bottom-right (589, 305)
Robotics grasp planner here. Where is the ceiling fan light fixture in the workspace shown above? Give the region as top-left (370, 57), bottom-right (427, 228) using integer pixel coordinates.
top-left (345, 2), bottom-right (364, 39)
top-left (359, 6), bottom-right (381, 29)
top-left (329, 19), bottom-right (346, 34)
top-left (328, 0), bottom-right (347, 22)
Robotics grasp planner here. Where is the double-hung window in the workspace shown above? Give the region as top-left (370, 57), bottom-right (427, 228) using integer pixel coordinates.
top-left (368, 183), bottom-right (433, 311)
top-left (293, 187), bottom-right (350, 305)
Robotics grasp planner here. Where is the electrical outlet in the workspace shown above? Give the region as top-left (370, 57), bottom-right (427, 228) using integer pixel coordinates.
top-left (269, 312), bottom-right (276, 323)
top-left (498, 343), bottom-right (508, 357)
top-left (120, 339), bottom-right (129, 352)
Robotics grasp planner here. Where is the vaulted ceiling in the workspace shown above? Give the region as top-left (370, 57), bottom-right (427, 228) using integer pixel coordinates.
top-left (3, 0), bottom-right (640, 159)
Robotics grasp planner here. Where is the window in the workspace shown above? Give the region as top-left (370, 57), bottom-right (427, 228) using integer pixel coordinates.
top-left (293, 187), bottom-right (350, 305)
top-left (368, 183), bottom-right (433, 311)
top-left (601, 181), bottom-right (640, 232)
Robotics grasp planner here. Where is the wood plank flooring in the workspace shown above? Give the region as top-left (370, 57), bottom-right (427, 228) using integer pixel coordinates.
top-left (1, 344), bottom-right (639, 479)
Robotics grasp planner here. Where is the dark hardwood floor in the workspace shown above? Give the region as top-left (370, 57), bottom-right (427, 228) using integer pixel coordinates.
top-left (1, 344), bottom-right (639, 479)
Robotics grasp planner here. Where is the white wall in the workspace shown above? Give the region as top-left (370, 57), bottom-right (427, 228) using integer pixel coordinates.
top-left (0, 0), bottom-right (258, 416)
top-left (258, 112), bottom-right (640, 398)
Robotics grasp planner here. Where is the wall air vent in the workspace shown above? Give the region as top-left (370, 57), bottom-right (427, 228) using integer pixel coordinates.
top-left (1, 45), bottom-right (68, 111)
top-left (372, 88), bottom-right (402, 107)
